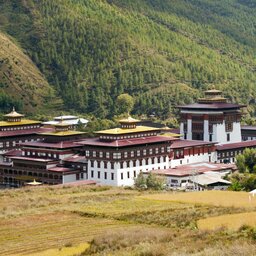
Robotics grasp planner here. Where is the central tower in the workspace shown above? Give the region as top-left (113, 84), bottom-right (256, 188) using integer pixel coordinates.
top-left (178, 89), bottom-right (245, 144)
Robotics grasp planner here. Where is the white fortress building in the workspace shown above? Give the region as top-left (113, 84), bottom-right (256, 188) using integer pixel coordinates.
top-left (178, 89), bottom-right (245, 144)
top-left (78, 117), bottom-right (173, 187)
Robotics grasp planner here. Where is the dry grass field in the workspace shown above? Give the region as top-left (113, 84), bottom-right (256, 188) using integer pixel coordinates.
top-left (198, 212), bottom-right (256, 231)
top-left (141, 190), bottom-right (256, 208)
top-left (23, 243), bottom-right (90, 256)
top-left (0, 186), bottom-right (256, 255)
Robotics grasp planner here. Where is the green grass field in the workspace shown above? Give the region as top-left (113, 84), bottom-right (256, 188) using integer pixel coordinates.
top-left (1, 186), bottom-right (256, 255)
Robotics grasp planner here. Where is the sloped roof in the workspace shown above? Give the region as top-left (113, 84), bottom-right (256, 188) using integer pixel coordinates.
top-left (4, 107), bottom-right (24, 118)
top-left (119, 116), bottom-right (140, 123)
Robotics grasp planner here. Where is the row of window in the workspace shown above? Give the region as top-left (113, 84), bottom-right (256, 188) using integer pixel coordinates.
top-left (0, 125), bottom-right (40, 132)
top-left (2, 169), bottom-right (61, 180)
top-left (99, 132), bottom-right (158, 141)
top-left (91, 170), bottom-right (115, 180)
top-left (242, 136), bottom-right (256, 141)
top-left (23, 151), bottom-right (59, 159)
top-left (218, 149), bottom-right (243, 158)
top-left (90, 157), bottom-right (166, 169)
top-left (0, 138), bottom-right (40, 148)
top-left (90, 170), bottom-right (137, 181)
top-left (86, 147), bottom-right (168, 159)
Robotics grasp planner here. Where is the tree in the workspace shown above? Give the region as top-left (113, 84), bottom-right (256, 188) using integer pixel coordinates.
top-left (146, 172), bottom-right (166, 190)
top-left (134, 172), bottom-right (147, 189)
top-left (236, 148), bottom-right (256, 174)
top-left (116, 94), bottom-right (134, 115)
top-left (134, 172), bottom-right (166, 190)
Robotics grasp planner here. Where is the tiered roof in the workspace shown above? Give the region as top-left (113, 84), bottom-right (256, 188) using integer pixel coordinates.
top-left (4, 107), bottom-right (24, 118)
top-left (0, 107), bottom-right (41, 127)
top-left (40, 118), bottom-right (86, 137)
top-left (178, 88), bottom-right (246, 111)
top-left (96, 126), bottom-right (160, 135)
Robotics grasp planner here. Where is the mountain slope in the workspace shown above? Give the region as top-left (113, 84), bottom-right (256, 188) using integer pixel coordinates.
top-left (0, 0), bottom-right (255, 118)
top-left (0, 32), bottom-right (58, 113)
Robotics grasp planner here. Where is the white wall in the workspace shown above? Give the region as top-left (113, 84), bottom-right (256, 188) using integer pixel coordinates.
top-left (214, 122), bottom-right (241, 144)
top-left (170, 151), bottom-right (217, 168)
top-left (87, 157), bottom-right (170, 187)
top-left (63, 174), bottom-right (76, 183)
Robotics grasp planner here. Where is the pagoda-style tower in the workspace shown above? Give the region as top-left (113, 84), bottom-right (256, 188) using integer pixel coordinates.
top-left (178, 89), bottom-right (246, 144)
top-left (40, 119), bottom-right (86, 142)
top-left (0, 107), bottom-right (41, 132)
top-left (119, 116), bottom-right (140, 129)
top-left (95, 116), bottom-right (160, 141)
top-left (4, 107), bottom-right (24, 122)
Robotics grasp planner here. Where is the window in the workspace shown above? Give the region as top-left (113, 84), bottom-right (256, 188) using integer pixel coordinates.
top-left (121, 173), bottom-right (123, 180)
top-left (97, 161), bottom-right (101, 168)
top-left (124, 152), bottom-right (128, 158)
top-left (127, 172), bottom-right (130, 179)
top-left (111, 162), bottom-right (115, 169)
top-left (161, 147), bottom-right (165, 153)
top-left (104, 161), bottom-right (107, 169)
top-left (143, 149), bottom-right (147, 156)
top-left (113, 153), bottom-right (121, 159)
top-left (127, 161), bottom-right (130, 168)
top-left (227, 134), bottom-right (230, 142)
top-left (98, 171), bottom-right (100, 179)
top-left (111, 173), bottom-right (114, 180)
top-left (106, 152), bottom-right (110, 158)
top-left (99, 152), bottom-right (103, 158)
top-left (91, 170), bottom-right (94, 178)
top-left (93, 151), bottom-right (96, 157)
top-left (104, 172), bottom-right (107, 179)
top-left (149, 149), bottom-right (153, 155)
top-left (155, 148), bottom-right (159, 154)
top-left (131, 151), bottom-right (134, 157)
top-left (134, 171), bottom-right (136, 178)
top-left (137, 150), bottom-right (140, 156)
top-left (91, 161), bottom-right (94, 168)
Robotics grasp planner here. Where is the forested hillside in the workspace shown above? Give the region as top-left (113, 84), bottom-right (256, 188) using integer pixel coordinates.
top-left (0, 0), bottom-right (255, 118)
top-left (0, 31), bottom-right (58, 113)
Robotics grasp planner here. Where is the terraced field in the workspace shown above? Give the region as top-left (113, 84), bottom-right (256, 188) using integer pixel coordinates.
top-left (198, 212), bottom-right (256, 231)
top-left (142, 191), bottom-right (256, 208)
top-left (1, 186), bottom-right (256, 255)
top-left (0, 212), bottom-right (133, 256)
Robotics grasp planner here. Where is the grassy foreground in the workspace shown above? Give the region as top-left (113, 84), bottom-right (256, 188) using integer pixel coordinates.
top-left (0, 186), bottom-right (256, 255)
top-left (142, 190), bottom-right (256, 208)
